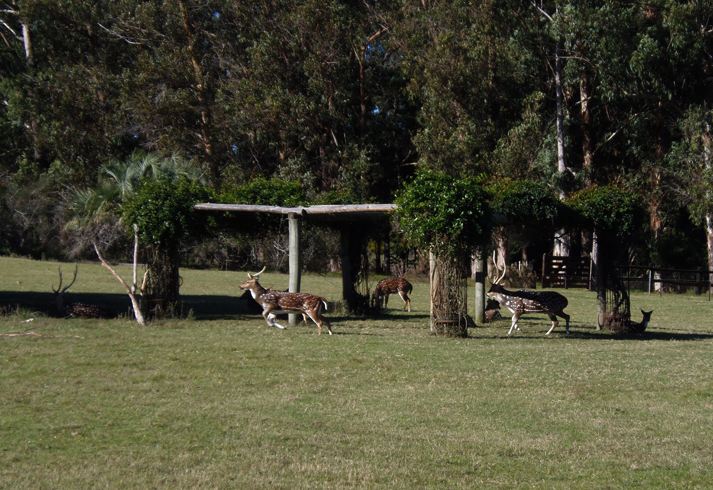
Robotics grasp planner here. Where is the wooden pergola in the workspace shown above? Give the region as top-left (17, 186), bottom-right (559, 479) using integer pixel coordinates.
top-left (194, 203), bottom-right (487, 325)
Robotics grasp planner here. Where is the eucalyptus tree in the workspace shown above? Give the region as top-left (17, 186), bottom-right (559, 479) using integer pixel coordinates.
top-left (397, 0), bottom-right (534, 177)
top-left (667, 108), bottom-right (713, 271)
top-left (0, 0), bottom-right (137, 183)
top-left (219, 0), bottom-right (413, 202)
top-left (589, 1), bottom-right (713, 247)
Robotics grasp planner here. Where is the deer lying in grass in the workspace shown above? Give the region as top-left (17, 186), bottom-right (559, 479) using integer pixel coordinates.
top-left (629, 309), bottom-right (653, 334)
top-left (239, 267), bottom-right (332, 335)
top-left (487, 266), bottom-right (570, 335)
top-left (484, 298), bottom-right (502, 323)
top-left (374, 277), bottom-right (413, 312)
top-left (53, 265), bottom-right (114, 319)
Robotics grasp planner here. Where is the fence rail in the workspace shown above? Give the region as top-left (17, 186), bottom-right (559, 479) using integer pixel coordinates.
top-left (541, 256), bottom-right (712, 301)
top-left (621, 264), bottom-right (713, 300)
top-left (541, 255), bottom-right (592, 289)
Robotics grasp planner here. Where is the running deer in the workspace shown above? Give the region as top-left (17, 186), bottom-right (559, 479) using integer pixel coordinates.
top-left (374, 277), bottom-right (413, 312)
top-left (53, 265), bottom-right (114, 319)
top-left (487, 266), bottom-right (570, 335)
top-left (239, 267), bottom-right (332, 335)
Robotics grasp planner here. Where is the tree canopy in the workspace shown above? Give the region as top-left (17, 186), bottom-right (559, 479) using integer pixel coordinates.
top-left (1, 0), bottom-right (712, 269)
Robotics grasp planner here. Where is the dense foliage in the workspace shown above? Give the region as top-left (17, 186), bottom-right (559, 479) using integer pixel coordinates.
top-left (567, 186), bottom-right (646, 240)
top-left (123, 178), bottom-right (211, 249)
top-left (1, 1), bottom-right (712, 268)
top-left (395, 169), bottom-right (490, 258)
top-left (488, 180), bottom-right (563, 225)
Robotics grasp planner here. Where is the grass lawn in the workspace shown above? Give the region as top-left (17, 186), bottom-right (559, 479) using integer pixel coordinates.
top-left (1, 256), bottom-right (713, 489)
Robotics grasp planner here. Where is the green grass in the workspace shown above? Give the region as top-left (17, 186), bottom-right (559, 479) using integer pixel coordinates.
top-left (1, 256), bottom-right (713, 489)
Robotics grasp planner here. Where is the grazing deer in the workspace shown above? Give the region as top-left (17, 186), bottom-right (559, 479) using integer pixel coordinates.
top-left (374, 277), bottom-right (413, 312)
top-left (629, 309), bottom-right (653, 334)
top-left (53, 265), bottom-right (114, 319)
top-left (239, 267), bottom-right (332, 335)
top-left (487, 267), bottom-right (570, 335)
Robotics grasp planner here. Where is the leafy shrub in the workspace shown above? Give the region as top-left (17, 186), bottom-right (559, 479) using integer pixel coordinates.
top-left (123, 177), bottom-right (211, 249)
top-left (395, 168), bottom-right (490, 258)
top-left (488, 180), bottom-right (563, 224)
top-left (566, 185), bottom-right (646, 240)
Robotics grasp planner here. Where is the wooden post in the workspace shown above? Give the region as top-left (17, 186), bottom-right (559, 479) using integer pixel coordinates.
top-left (340, 224), bottom-right (355, 310)
top-left (288, 213), bottom-right (302, 326)
top-left (474, 252), bottom-right (486, 324)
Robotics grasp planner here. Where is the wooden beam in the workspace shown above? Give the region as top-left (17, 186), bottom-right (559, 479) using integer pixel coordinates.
top-left (474, 253), bottom-right (486, 324)
top-left (193, 203), bottom-right (397, 220)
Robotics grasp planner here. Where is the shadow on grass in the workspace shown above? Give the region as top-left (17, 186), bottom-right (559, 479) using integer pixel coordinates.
top-left (470, 322), bottom-right (713, 342)
top-left (0, 291), bottom-right (253, 319)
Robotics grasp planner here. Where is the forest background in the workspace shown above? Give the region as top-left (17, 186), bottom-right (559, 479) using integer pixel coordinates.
top-left (1, 0), bottom-right (712, 274)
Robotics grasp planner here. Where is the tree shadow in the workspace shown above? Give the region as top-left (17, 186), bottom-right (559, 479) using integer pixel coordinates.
top-left (0, 291), bottom-right (255, 319)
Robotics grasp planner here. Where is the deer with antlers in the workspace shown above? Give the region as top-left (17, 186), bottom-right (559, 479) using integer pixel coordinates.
top-left (239, 267), bottom-right (332, 335)
top-left (487, 266), bottom-right (570, 335)
top-left (374, 277), bottom-right (413, 312)
top-left (53, 265), bottom-right (114, 319)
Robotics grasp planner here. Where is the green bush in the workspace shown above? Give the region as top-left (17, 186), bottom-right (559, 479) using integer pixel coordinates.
top-left (123, 177), bottom-right (211, 248)
top-left (395, 168), bottom-right (490, 258)
top-left (488, 179), bottom-right (563, 224)
top-left (566, 185), bottom-right (646, 240)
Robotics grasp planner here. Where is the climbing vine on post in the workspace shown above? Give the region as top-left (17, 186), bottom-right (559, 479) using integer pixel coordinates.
top-left (123, 177), bottom-right (210, 317)
top-left (567, 185), bottom-right (647, 330)
top-left (487, 180), bottom-right (564, 284)
top-left (395, 168), bottom-right (490, 337)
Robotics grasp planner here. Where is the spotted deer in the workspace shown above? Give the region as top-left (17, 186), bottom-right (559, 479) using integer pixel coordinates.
top-left (53, 265), bottom-right (114, 319)
top-left (374, 277), bottom-right (413, 312)
top-left (484, 298), bottom-right (502, 322)
top-left (487, 266), bottom-right (570, 335)
top-left (239, 267), bottom-right (332, 335)
top-left (629, 309), bottom-right (653, 334)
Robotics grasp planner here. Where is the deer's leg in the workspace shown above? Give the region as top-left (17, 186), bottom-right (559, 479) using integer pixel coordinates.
top-left (508, 311), bottom-right (522, 335)
top-left (545, 313), bottom-right (559, 335)
top-left (304, 310), bottom-right (330, 335)
top-left (558, 311), bottom-right (570, 334)
top-left (262, 305), bottom-right (286, 329)
top-left (398, 291), bottom-right (410, 311)
top-left (383, 292), bottom-right (389, 309)
top-left (319, 315), bottom-right (332, 335)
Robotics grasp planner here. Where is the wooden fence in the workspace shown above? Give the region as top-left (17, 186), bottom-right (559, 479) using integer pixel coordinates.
top-left (541, 256), bottom-right (712, 300)
top-left (541, 255), bottom-right (592, 289)
top-left (622, 264), bottom-right (713, 300)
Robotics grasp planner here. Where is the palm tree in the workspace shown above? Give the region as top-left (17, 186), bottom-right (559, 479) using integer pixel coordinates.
top-left (63, 151), bottom-right (205, 257)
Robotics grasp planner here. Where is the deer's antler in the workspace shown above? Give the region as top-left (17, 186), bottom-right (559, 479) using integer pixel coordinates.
top-left (493, 263), bottom-right (507, 285)
top-left (247, 266), bottom-right (267, 279)
top-left (53, 265), bottom-right (78, 294)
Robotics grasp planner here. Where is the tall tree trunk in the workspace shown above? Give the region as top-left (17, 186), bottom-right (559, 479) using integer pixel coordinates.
top-left (705, 128), bottom-right (713, 272)
top-left (179, 1), bottom-right (219, 189)
top-left (706, 214), bottom-right (713, 273)
top-left (580, 66), bottom-right (594, 186)
top-left (553, 34), bottom-right (571, 257)
top-left (593, 228), bottom-right (605, 330)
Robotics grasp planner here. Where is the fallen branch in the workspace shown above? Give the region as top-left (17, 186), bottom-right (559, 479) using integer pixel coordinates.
top-left (1, 331), bottom-right (83, 339)
top-left (93, 224), bottom-right (147, 325)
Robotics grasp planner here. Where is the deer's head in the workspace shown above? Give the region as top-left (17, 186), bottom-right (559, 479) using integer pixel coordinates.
top-left (239, 266), bottom-right (267, 290)
top-left (487, 263), bottom-right (508, 295)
